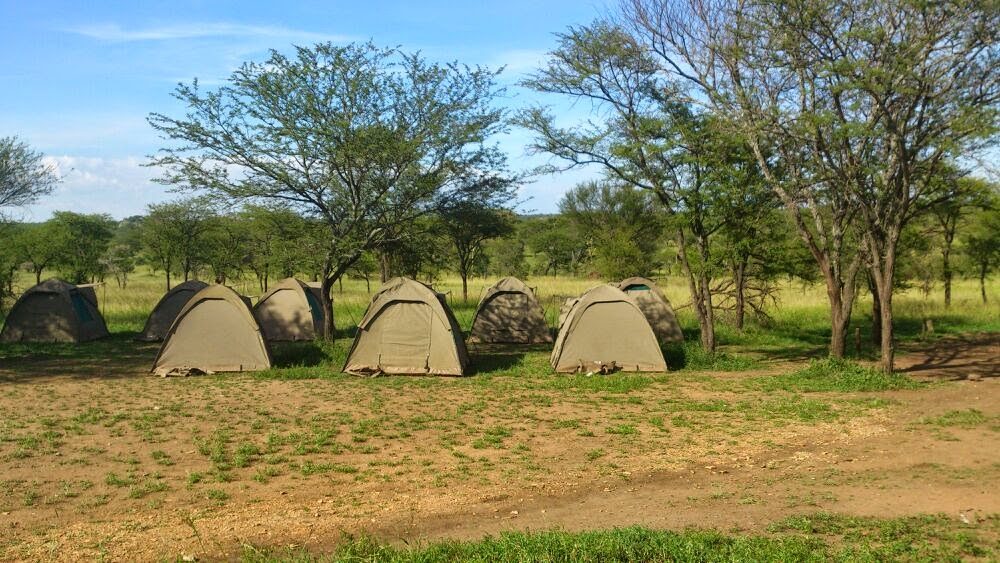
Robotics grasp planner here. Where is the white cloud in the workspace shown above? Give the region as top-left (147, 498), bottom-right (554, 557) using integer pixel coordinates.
top-left (66, 22), bottom-right (351, 44)
top-left (18, 156), bottom-right (173, 221)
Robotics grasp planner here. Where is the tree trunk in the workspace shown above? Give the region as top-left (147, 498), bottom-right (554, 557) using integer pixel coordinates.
top-left (942, 245), bottom-right (952, 308)
top-left (676, 228), bottom-right (716, 353)
top-left (35, 270), bottom-right (42, 285)
top-left (379, 253), bottom-right (390, 284)
top-left (869, 274), bottom-right (881, 346)
top-left (734, 259), bottom-right (747, 331)
top-left (878, 282), bottom-right (894, 373)
top-left (166, 269), bottom-right (171, 291)
top-left (320, 276), bottom-right (336, 340)
top-left (461, 271), bottom-right (469, 302)
top-left (981, 265), bottom-right (988, 304)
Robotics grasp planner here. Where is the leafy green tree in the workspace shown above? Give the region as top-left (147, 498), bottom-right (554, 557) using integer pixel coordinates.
top-left (0, 222), bottom-right (24, 311)
top-left (439, 203), bottom-right (515, 301)
top-left (624, 0), bottom-right (1000, 371)
top-left (485, 235), bottom-right (528, 278)
top-left (560, 181), bottom-right (664, 280)
top-left (523, 216), bottom-right (586, 276)
top-left (141, 198), bottom-right (216, 289)
top-left (0, 136), bottom-right (58, 217)
top-left (148, 42), bottom-right (513, 338)
top-left (16, 221), bottom-right (65, 284)
top-left (963, 205), bottom-right (1000, 304)
top-left (49, 212), bottom-right (115, 284)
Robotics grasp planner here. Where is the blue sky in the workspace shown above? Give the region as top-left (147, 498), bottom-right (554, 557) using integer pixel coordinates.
top-left (0, 0), bottom-right (609, 220)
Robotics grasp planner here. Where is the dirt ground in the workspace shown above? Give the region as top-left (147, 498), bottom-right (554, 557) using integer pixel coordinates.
top-left (0, 334), bottom-right (997, 561)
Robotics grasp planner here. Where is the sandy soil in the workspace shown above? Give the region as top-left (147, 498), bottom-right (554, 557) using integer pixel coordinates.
top-left (0, 334), bottom-right (996, 561)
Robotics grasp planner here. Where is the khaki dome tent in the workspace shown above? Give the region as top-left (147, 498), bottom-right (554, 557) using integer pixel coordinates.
top-left (469, 277), bottom-right (552, 344)
top-left (615, 277), bottom-right (684, 344)
top-left (343, 277), bottom-right (469, 376)
top-left (253, 278), bottom-right (324, 341)
top-left (138, 280), bottom-right (209, 342)
top-left (151, 284), bottom-right (272, 376)
top-left (0, 279), bottom-right (109, 343)
top-left (551, 284), bottom-right (667, 373)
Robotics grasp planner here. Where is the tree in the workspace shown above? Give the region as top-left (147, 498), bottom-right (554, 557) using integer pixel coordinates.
top-left (0, 136), bottom-right (58, 216)
top-left (103, 244), bottom-right (136, 289)
top-left (439, 203), bottom-right (515, 301)
top-left (16, 222), bottom-right (65, 284)
top-left (927, 175), bottom-right (995, 308)
top-left (0, 222), bottom-right (24, 312)
top-left (519, 24), bottom-right (751, 351)
top-left (148, 42), bottom-right (513, 338)
top-left (47, 212), bottom-right (115, 284)
top-left (485, 235), bottom-right (528, 278)
top-left (963, 205), bottom-right (1000, 304)
top-left (204, 214), bottom-right (251, 284)
top-left (141, 199), bottom-right (216, 290)
top-left (523, 216), bottom-right (586, 276)
top-left (560, 181), bottom-right (665, 280)
top-left (623, 0), bottom-right (999, 371)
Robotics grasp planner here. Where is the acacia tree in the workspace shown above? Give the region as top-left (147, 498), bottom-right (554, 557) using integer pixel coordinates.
top-left (148, 42), bottom-right (512, 338)
top-left (928, 175), bottom-right (995, 308)
top-left (0, 136), bottom-right (58, 217)
top-left (49, 212), bottom-right (115, 284)
top-left (439, 202), bottom-right (515, 301)
top-left (141, 199), bottom-right (216, 289)
top-left (519, 24), bottom-right (761, 351)
top-left (624, 0), bottom-right (999, 371)
top-left (560, 181), bottom-right (665, 281)
top-left (16, 222), bottom-right (66, 284)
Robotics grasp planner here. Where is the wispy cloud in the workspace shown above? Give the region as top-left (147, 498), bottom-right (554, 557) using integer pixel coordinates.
top-left (66, 22), bottom-right (350, 44)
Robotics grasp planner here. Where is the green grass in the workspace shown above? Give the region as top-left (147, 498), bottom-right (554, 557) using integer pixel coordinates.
top-left (922, 409), bottom-right (990, 428)
top-left (241, 513), bottom-right (998, 562)
top-left (750, 358), bottom-right (923, 393)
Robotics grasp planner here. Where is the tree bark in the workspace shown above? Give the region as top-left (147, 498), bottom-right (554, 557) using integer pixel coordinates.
top-left (981, 265), bottom-right (988, 304)
top-left (869, 274), bottom-right (881, 346)
top-left (942, 237), bottom-right (953, 308)
top-left (734, 258), bottom-right (747, 331)
top-left (379, 253), bottom-right (390, 284)
top-left (675, 227), bottom-right (715, 352)
top-left (461, 274), bottom-right (469, 303)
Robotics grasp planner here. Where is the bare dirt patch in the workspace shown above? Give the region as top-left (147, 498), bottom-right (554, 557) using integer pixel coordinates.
top-left (0, 335), bottom-right (997, 561)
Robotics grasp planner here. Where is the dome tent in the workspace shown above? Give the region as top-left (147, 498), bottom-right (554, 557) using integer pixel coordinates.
top-left (152, 284), bottom-right (271, 376)
top-left (0, 279), bottom-right (109, 343)
top-left (137, 280), bottom-right (210, 342)
top-left (343, 277), bottom-right (469, 376)
top-left (253, 278), bottom-right (325, 341)
top-left (551, 284), bottom-right (666, 373)
top-left (469, 276), bottom-right (552, 344)
top-left (614, 276), bottom-right (684, 344)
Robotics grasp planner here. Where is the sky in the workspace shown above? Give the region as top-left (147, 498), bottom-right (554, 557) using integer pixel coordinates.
top-left (0, 0), bottom-right (611, 221)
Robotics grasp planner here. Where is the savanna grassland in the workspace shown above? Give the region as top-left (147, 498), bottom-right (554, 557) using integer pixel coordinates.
top-left (0, 271), bottom-right (998, 561)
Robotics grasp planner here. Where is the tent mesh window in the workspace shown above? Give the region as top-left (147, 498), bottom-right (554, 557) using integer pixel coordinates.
top-left (624, 284), bottom-right (651, 291)
top-left (70, 293), bottom-right (94, 322)
top-left (304, 289), bottom-right (323, 326)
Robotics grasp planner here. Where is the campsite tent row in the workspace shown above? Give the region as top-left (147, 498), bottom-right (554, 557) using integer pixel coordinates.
top-left (1, 275), bottom-right (684, 376)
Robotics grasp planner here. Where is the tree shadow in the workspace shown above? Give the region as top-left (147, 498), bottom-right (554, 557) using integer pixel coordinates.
top-left (0, 333), bottom-right (157, 382)
top-left (466, 343), bottom-right (538, 375)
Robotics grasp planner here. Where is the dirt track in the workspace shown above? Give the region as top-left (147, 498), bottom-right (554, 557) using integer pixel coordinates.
top-left (0, 334), bottom-right (997, 561)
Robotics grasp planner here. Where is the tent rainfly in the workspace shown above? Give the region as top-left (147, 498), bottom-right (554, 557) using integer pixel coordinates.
top-left (137, 280), bottom-right (210, 342)
top-left (614, 277), bottom-right (684, 344)
top-left (151, 284), bottom-right (272, 376)
top-left (550, 284), bottom-right (667, 373)
top-left (253, 278), bottom-right (325, 341)
top-left (343, 277), bottom-right (469, 376)
top-left (0, 279), bottom-right (109, 343)
top-left (469, 276), bottom-right (552, 344)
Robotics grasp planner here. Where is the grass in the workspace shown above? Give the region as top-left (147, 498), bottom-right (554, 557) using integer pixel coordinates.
top-left (750, 358), bottom-right (923, 393)
top-left (2, 267), bottom-right (996, 370)
top-left (241, 513), bottom-right (998, 562)
top-left (922, 409), bottom-right (990, 428)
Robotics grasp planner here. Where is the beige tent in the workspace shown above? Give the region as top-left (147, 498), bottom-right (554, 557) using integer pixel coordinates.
top-left (151, 284), bottom-right (272, 375)
top-left (343, 277), bottom-right (469, 376)
top-left (137, 280), bottom-right (209, 342)
top-left (0, 279), bottom-right (109, 343)
top-left (615, 277), bottom-right (684, 344)
top-left (469, 276), bottom-right (552, 344)
top-left (253, 278), bottom-right (324, 341)
top-left (551, 284), bottom-right (667, 373)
